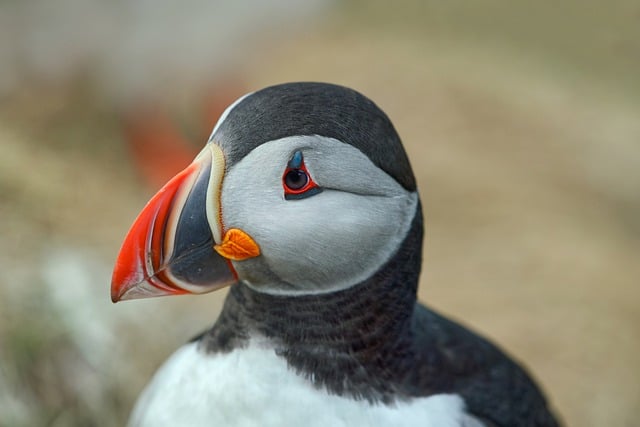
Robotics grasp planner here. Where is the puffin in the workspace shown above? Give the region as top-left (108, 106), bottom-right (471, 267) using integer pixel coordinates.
top-left (111, 82), bottom-right (560, 427)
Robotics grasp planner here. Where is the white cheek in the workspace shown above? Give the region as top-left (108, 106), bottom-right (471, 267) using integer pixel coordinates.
top-left (265, 191), bottom-right (415, 287)
top-left (220, 136), bottom-right (418, 293)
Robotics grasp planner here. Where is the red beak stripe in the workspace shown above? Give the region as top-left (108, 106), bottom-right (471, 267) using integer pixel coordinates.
top-left (111, 163), bottom-right (198, 302)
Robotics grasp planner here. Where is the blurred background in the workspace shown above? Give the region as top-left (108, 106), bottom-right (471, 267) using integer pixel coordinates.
top-left (1, 1), bottom-right (639, 425)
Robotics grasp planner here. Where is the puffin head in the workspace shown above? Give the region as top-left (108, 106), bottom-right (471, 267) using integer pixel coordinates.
top-left (111, 82), bottom-right (419, 301)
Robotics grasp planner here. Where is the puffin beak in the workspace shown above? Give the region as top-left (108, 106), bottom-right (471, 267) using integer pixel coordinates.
top-left (111, 143), bottom-right (260, 302)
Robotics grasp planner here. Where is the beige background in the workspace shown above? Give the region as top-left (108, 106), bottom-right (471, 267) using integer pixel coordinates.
top-left (1, 2), bottom-right (639, 426)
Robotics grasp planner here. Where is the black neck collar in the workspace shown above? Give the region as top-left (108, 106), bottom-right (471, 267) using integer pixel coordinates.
top-left (201, 204), bottom-right (423, 402)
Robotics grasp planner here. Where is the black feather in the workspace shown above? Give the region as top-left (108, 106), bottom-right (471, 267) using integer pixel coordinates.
top-left (199, 203), bottom-right (560, 426)
top-left (212, 82), bottom-right (416, 191)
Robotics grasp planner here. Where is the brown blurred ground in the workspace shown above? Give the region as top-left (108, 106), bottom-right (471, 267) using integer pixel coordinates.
top-left (1, 2), bottom-right (639, 426)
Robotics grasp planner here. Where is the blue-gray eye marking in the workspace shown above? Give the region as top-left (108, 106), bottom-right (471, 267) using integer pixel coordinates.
top-left (288, 150), bottom-right (303, 169)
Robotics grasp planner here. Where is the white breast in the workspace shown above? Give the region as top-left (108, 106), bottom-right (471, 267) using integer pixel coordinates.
top-left (128, 340), bottom-right (481, 427)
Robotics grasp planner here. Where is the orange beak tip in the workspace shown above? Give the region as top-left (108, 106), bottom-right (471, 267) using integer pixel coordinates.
top-left (110, 275), bottom-right (137, 303)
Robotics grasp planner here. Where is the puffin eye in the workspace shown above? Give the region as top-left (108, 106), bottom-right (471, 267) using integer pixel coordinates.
top-left (284, 169), bottom-right (308, 190)
top-left (282, 150), bottom-right (322, 200)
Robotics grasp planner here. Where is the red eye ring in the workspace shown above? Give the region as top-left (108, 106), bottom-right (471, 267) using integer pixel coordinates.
top-left (282, 151), bottom-right (322, 200)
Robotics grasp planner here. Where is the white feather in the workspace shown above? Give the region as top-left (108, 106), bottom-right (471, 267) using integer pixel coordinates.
top-left (129, 340), bottom-right (476, 427)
